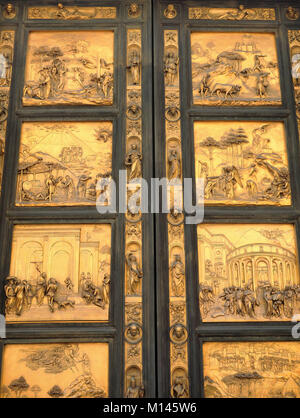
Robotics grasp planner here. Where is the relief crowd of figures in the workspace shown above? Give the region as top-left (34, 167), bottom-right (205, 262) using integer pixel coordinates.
top-left (5, 270), bottom-right (110, 316)
top-left (199, 282), bottom-right (300, 319)
top-left (21, 170), bottom-right (111, 203)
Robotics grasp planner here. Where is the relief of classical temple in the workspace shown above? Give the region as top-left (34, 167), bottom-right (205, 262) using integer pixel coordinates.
top-left (198, 224), bottom-right (299, 321)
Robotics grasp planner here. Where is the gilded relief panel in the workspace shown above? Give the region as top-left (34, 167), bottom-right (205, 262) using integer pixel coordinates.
top-left (164, 29), bottom-right (189, 398)
top-left (23, 31), bottom-right (114, 106)
top-left (28, 5), bottom-right (116, 20)
top-left (124, 28), bottom-right (144, 398)
top-left (198, 224), bottom-right (299, 322)
top-left (1, 343), bottom-right (109, 398)
top-left (189, 7), bottom-right (276, 21)
top-left (0, 30), bottom-right (15, 193)
top-left (16, 122), bottom-right (112, 206)
top-left (203, 342), bottom-right (300, 398)
top-left (288, 31), bottom-right (300, 122)
top-left (5, 224), bottom-right (111, 322)
top-left (191, 32), bottom-right (281, 106)
top-left (194, 121), bottom-right (291, 206)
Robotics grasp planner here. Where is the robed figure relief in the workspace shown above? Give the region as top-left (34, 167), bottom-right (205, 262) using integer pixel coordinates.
top-left (125, 144), bottom-right (142, 181)
top-left (127, 50), bottom-right (141, 85)
top-left (126, 253), bottom-right (143, 295)
top-left (170, 255), bottom-right (185, 297)
top-left (23, 31), bottom-right (114, 106)
top-left (168, 149), bottom-right (181, 180)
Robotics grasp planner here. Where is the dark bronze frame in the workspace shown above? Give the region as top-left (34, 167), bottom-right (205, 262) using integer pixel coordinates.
top-left (154, 0), bottom-right (300, 398)
top-left (1, 0), bottom-right (300, 399)
top-left (0, 0), bottom-right (155, 398)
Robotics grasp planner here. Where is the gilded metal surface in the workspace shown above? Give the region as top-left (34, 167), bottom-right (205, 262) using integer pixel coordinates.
top-left (198, 224), bottom-right (299, 322)
top-left (194, 121), bottom-right (291, 206)
top-left (164, 4), bottom-right (177, 19)
top-left (128, 3), bottom-right (141, 18)
top-left (0, 30), bottom-right (14, 193)
top-left (289, 31), bottom-right (300, 123)
top-left (2, 3), bottom-right (16, 19)
top-left (5, 224), bottom-right (111, 322)
top-left (286, 7), bottom-right (300, 20)
top-left (189, 6), bottom-right (275, 20)
top-left (203, 342), bottom-right (300, 398)
top-left (0, 343), bottom-right (109, 398)
top-left (164, 29), bottom-right (189, 397)
top-left (23, 31), bottom-right (114, 106)
top-left (27, 4), bottom-right (116, 20)
top-left (191, 32), bottom-right (281, 106)
top-left (124, 29), bottom-right (144, 398)
top-left (16, 121), bottom-right (112, 206)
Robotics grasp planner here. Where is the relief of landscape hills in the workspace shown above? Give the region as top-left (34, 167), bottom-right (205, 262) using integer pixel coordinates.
top-left (191, 35), bottom-right (281, 105)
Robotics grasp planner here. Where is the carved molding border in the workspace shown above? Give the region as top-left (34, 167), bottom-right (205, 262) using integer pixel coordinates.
top-left (124, 28), bottom-right (144, 398)
top-left (164, 29), bottom-right (189, 398)
top-left (288, 31), bottom-right (300, 136)
top-left (0, 30), bottom-right (15, 195)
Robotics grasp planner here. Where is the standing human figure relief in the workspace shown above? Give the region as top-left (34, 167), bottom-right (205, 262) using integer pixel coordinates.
top-left (126, 253), bottom-right (143, 295)
top-left (125, 143), bottom-right (142, 181)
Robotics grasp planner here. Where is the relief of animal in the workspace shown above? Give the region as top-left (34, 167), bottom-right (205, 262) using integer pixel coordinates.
top-left (211, 83), bottom-right (241, 99)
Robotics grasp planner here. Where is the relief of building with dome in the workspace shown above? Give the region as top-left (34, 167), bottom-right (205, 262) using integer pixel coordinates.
top-left (198, 224), bottom-right (299, 321)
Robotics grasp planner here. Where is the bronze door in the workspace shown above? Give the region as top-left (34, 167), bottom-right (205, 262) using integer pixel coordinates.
top-left (0, 0), bottom-right (155, 398)
top-left (1, 0), bottom-right (300, 399)
top-left (154, 0), bottom-right (300, 398)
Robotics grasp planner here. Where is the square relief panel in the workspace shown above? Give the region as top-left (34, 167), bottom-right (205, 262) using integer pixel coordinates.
top-left (5, 224), bottom-right (111, 322)
top-left (16, 121), bottom-right (112, 207)
top-left (203, 342), bottom-right (300, 398)
top-left (198, 224), bottom-right (299, 322)
top-left (23, 31), bottom-right (114, 106)
top-left (194, 121), bottom-right (291, 206)
top-left (191, 32), bottom-right (281, 106)
top-left (1, 343), bottom-right (109, 398)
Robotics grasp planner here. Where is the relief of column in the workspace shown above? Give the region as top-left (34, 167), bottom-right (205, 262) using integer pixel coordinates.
top-left (0, 30), bottom-right (15, 195)
top-left (164, 29), bottom-right (189, 397)
top-left (124, 28), bottom-right (144, 398)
